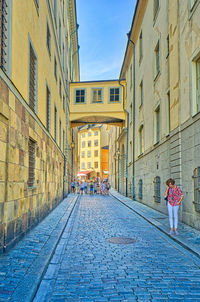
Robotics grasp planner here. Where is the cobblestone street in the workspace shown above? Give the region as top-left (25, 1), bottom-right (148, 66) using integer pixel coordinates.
top-left (1, 193), bottom-right (200, 302)
top-left (33, 194), bottom-right (200, 302)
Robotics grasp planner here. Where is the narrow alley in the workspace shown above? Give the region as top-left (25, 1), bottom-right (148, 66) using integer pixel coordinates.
top-left (1, 193), bottom-right (200, 302)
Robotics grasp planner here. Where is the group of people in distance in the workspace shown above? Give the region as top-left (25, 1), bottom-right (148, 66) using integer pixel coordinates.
top-left (71, 179), bottom-right (110, 195)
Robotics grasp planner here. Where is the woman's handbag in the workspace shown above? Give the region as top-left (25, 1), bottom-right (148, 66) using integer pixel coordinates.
top-left (164, 190), bottom-right (169, 205)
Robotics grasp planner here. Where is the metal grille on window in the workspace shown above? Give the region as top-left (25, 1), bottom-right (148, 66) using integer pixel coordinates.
top-left (153, 176), bottom-right (161, 203)
top-left (29, 44), bottom-right (37, 113)
top-left (0, 0), bottom-right (8, 72)
top-left (138, 179), bottom-right (143, 200)
top-left (28, 139), bottom-right (36, 187)
top-left (46, 86), bottom-right (50, 131)
top-left (193, 167), bottom-right (200, 212)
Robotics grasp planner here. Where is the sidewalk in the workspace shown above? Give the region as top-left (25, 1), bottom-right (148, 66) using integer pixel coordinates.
top-left (0, 194), bottom-right (78, 302)
top-left (110, 188), bottom-right (200, 259)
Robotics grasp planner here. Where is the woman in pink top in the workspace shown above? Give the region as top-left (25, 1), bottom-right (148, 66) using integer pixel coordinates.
top-left (164, 178), bottom-right (184, 235)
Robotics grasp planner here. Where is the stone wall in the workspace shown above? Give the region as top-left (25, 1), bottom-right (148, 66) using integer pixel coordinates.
top-left (0, 76), bottom-right (64, 252)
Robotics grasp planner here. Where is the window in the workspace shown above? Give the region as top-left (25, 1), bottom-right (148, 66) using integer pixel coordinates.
top-left (154, 176), bottom-right (161, 203)
top-left (139, 80), bottom-right (143, 106)
top-left (59, 79), bottom-right (62, 97)
top-left (94, 150), bottom-right (98, 157)
top-left (87, 151), bottom-right (91, 158)
top-left (29, 42), bottom-right (38, 113)
top-left (130, 103), bottom-right (133, 123)
top-left (92, 88), bottom-right (102, 103)
top-left (139, 31), bottom-right (143, 61)
top-left (193, 167), bottom-right (200, 212)
top-left (62, 43), bottom-right (65, 69)
top-left (166, 91), bottom-right (170, 135)
top-left (54, 0), bottom-right (57, 27)
top-left (82, 133), bottom-right (85, 138)
top-left (129, 141), bottom-right (132, 162)
top-left (47, 22), bottom-right (51, 57)
top-left (94, 131), bottom-right (98, 136)
top-left (94, 140), bottom-right (98, 146)
top-left (88, 132), bottom-right (92, 137)
top-left (130, 64), bottom-right (133, 88)
top-left (54, 106), bottom-right (57, 142)
top-left (46, 85), bottom-right (51, 131)
top-left (87, 162), bottom-right (91, 169)
top-left (88, 141), bottom-right (92, 147)
top-left (75, 89), bottom-right (86, 103)
top-left (139, 125), bottom-right (144, 155)
top-left (166, 34), bottom-right (169, 58)
top-left (153, 0), bottom-right (159, 21)
top-left (190, 0), bottom-right (198, 10)
top-left (0, 0), bottom-right (12, 75)
top-left (196, 58), bottom-right (200, 112)
top-left (154, 106), bottom-right (160, 144)
top-left (34, 0), bottom-right (39, 12)
top-left (82, 151), bottom-right (85, 158)
top-left (81, 162), bottom-right (85, 169)
top-left (109, 88), bottom-right (120, 102)
top-left (138, 179), bottom-right (143, 200)
top-left (95, 162), bottom-right (98, 169)
top-left (63, 130), bottom-right (65, 152)
top-left (54, 56), bottom-right (57, 80)
top-left (28, 138), bottom-right (36, 187)
top-left (82, 141), bottom-right (85, 148)
top-left (63, 95), bottom-right (65, 112)
top-left (59, 120), bottom-right (61, 148)
top-left (155, 41), bottom-right (160, 78)
top-left (59, 19), bottom-right (61, 50)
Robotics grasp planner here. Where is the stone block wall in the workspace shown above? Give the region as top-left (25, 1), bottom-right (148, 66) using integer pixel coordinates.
top-left (0, 76), bottom-right (64, 252)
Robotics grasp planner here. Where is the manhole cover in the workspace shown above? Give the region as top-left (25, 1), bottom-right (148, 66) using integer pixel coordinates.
top-left (107, 237), bottom-right (136, 244)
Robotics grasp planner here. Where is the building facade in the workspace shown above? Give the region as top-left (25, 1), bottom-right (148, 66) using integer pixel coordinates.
top-left (0, 0), bottom-right (79, 251)
top-left (78, 125), bottom-right (109, 179)
top-left (109, 0), bottom-right (200, 230)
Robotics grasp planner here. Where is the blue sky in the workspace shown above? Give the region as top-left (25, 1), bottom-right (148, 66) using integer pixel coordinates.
top-left (76, 0), bottom-right (137, 81)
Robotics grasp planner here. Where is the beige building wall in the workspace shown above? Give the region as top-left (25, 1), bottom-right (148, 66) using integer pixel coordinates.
top-left (110, 0), bottom-right (200, 230)
top-left (0, 0), bottom-right (79, 251)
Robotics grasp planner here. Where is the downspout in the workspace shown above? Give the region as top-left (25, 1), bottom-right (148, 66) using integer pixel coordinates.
top-left (128, 38), bottom-right (136, 199)
top-left (119, 80), bottom-right (129, 197)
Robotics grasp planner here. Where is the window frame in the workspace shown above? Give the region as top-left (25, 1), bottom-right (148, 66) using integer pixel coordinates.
top-left (138, 124), bottom-right (144, 156)
top-left (154, 40), bottom-right (160, 79)
top-left (46, 82), bottom-right (51, 132)
top-left (28, 36), bottom-right (38, 114)
top-left (154, 105), bottom-right (160, 144)
top-left (91, 88), bottom-right (103, 103)
top-left (46, 21), bottom-right (51, 58)
top-left (74, 88), bottom-right (86, 104)
top-left (109, 87), bottom-right (121, 103)
top-left (28, 138), bottom-right (36, 188)
top-left (94, 139), bottom-right (99, 147)
top-left (193, 167), bottom-right (200, 212)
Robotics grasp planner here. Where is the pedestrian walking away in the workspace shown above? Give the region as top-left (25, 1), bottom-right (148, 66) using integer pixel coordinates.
top-left (164, 178), bottom-right (184, 235)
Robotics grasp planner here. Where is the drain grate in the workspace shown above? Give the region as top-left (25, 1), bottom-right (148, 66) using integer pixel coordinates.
top-left (107, 237), bottom-right (136, 244)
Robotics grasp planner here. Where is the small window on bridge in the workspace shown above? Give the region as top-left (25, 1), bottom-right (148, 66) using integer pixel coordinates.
top-left (109, 88), bottom-right (120, 102)
top-left (92, 88), bottom-right (102, 103)
top-left (75, 89), bottom-right (86, 103)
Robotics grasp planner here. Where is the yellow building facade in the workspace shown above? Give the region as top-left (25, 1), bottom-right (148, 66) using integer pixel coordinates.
top-left (0, 0), bottom-right (79, 251)
top-left (109, 0), bottom-right (200, 230)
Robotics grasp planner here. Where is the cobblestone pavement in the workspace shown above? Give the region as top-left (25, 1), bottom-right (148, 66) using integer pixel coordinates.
top-left (34, 194), bottom-right (200, 302)
top-left (110, 189), bottom-right (200, 259)
top-left (0, 194), bottom-right (78, 302)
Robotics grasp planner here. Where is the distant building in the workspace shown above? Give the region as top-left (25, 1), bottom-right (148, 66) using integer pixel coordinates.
top-left (78, 125), bottom-right (108, 179)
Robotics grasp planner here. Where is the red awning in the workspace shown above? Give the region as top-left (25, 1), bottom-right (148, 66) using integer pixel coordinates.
top-left (77, 171), bottom-right (93, 176)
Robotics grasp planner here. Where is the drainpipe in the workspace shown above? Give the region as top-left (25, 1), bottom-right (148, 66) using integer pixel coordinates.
top-left (119, 80), bottom-right (129, 197)
top-left (127, 36), bottom-right (136, 199)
